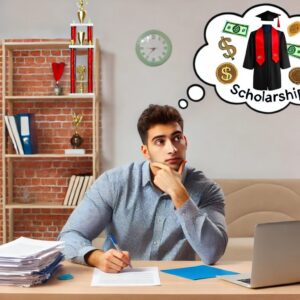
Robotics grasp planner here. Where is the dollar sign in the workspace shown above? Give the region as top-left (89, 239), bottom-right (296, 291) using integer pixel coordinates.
top-left (218, 36), bottom-right (237, 60)
top-left (221, 66), bottom-right (232, 81)
top-left (288, 45), bottom-right (296, 55)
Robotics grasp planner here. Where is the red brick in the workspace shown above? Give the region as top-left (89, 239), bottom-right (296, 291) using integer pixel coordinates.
top-left (30, 50), bottom-right (41, 56)
top-left (35, 57), bottom-right (46, 64)
top-left (51, 50), bottom-right (62, 56)
top-left (41, 50), bottom-right (51, 56)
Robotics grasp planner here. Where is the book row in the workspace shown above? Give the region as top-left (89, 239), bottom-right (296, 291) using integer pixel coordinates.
top-left (63, 175), bottom-right (94, 206)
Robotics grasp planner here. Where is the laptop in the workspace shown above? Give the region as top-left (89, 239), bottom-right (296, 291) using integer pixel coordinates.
top-left (218, 220), bottom-right (300, 288)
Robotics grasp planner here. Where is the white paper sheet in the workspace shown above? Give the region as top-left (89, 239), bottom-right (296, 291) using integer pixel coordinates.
top-left (91, 267), bottom-right (161, 286)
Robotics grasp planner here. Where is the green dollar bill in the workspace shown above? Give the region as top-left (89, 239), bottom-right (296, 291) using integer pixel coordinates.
top-left (223, 21), bottom-right (249, 37)
top-left (287, 43), bottom-right (300, 59)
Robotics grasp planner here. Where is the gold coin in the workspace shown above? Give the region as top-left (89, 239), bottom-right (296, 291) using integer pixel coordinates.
top-left (288, 21), bottom-right (300, 37)
top-left (289, 68), bottom-right (300, 84)
top-left (216, 62), bottom-right (238, 84)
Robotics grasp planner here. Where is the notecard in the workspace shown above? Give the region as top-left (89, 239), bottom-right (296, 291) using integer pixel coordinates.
top-left (91, 267), bottom-right (161, 286)
top-left (161, 265), bottom-right (239, 280)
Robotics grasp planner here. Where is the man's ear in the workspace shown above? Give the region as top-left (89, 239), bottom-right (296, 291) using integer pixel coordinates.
top-left (141, 144), bottom-right (150, 160)
top-left (184, 135), bottom-right (188, 148)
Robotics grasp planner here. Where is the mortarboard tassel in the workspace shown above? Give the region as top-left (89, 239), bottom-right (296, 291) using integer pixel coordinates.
top-left (277, 17), bottom-right (280, 28)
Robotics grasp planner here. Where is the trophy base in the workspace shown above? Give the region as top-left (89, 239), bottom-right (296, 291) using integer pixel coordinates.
top-left (65, 149), bottom-right (86, 155)
top-left (54, 83), bottom-right (63, 95)
top-left (69, 92), bottom-right (94, 96)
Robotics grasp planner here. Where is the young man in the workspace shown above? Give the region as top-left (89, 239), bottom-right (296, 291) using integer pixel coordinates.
top-left (59, 104), bottom-right (228, 273)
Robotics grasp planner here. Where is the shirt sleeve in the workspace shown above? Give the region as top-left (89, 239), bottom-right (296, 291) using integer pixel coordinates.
top-left (58, 172), bottom-right (114, 265)
top-left (175, 182), bottom-right (228, 265)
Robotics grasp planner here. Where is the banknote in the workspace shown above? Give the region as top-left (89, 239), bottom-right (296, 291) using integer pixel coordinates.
top-left (287, 43), bottom-right (300, 59)
top-left (223, 21), bottom-right (249, 37)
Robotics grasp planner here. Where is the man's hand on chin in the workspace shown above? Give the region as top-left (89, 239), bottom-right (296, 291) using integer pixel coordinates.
top-left (150, 160), bottom-right (189, 208)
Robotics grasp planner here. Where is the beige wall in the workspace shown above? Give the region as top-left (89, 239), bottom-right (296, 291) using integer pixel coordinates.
top-left (1, 0), bottom-right (299, 178)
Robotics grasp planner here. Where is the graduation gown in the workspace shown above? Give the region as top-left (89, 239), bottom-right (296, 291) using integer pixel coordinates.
top-left (243, 25), bottom-right (290, 91)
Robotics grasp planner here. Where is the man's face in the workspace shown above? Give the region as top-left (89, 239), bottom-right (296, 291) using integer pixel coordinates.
top-left (141, 122), bottom-right (187, 171)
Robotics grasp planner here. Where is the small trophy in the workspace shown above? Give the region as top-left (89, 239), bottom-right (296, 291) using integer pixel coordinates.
top-left (52, 62), bottom-right (65, 95)
top-left (77, 0), bottom-right (88, 23)
top-left (71, 112), bottom-right (83, 148)
top-left (65, 112), bottom-right (85, 155)
top-left (77, 31), bottom-right (86, 45)
top-left (76, 65), bottom-right (86, 93)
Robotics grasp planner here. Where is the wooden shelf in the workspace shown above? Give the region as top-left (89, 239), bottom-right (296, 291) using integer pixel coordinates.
top-left (5, 94), bottom-right (95, 101)
top-left (2, 39), bottom-right (101, 243)
top-left (4, 154), bottom-right (93, 158)
top-left (4, 41), bottom-right (70, 50)
top-left (5, 203), bottom-right (76, 209)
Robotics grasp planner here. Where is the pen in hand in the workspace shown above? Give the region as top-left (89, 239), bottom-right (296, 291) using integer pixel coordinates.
top-left (108, 234), bottom-right (132, 268)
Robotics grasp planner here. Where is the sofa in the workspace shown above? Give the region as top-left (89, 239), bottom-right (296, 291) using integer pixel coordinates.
top-left (217, 179), bottom-right (300, 261)
top-left (93, 179), bottom-right (300, 261)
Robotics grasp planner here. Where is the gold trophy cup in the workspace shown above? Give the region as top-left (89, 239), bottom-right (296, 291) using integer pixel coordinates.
top-left (77, 0), bottom-right (87, 23)
top-left (77, 31), bottom-right (86, 45)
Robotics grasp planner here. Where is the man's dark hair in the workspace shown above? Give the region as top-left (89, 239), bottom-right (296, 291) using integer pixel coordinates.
top-left (137, 104), bottom-right (184, 144)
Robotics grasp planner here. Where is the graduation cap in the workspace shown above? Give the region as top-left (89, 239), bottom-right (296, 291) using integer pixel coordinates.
top-left (256, 10), bottom-right (281, 27)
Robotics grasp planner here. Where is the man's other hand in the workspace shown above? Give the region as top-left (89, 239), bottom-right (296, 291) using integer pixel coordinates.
top-left (151, 160), bottom-right (189, 208)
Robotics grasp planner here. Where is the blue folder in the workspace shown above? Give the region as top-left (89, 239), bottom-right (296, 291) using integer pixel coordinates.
top-left (161, 265), bottom-right (239, 280)
top-left (15, 113), bottom-right (37, 154)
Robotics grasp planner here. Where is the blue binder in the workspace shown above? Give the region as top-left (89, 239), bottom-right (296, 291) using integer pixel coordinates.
top-left (15, 113), bottom-right (37, 154)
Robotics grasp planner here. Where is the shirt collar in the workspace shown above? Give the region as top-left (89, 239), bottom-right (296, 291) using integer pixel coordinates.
top-left (142, 160), bottom-right (152, 187)
top-left (142, 160), bottom-right (188, 187)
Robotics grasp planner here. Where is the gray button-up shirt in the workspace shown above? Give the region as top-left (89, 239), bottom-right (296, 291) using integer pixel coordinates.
top-left (59, 161), bottom-right (227, 265)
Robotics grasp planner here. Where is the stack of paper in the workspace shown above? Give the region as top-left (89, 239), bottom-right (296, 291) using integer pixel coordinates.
top-left (0, 237), bottom-right (64, 287)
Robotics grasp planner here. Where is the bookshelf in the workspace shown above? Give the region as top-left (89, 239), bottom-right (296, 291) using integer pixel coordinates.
top-left (2, 39), bottom-right (101, 243)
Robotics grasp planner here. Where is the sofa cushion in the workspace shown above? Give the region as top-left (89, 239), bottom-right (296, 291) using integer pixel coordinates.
top-left (216, 179), bottom-right (300, 237)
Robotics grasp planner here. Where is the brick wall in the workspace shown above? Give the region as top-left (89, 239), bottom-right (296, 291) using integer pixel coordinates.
top-left (1, 39), bottom-right (99, 243)
top-left (12, 47), bottom-right (70, 95)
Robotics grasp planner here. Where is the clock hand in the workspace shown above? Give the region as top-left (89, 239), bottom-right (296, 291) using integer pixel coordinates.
top-left (147, 47), bottom-right (156, 54)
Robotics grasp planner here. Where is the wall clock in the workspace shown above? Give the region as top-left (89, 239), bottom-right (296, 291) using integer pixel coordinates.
top-left (135, 30), bottom-right (172, 66)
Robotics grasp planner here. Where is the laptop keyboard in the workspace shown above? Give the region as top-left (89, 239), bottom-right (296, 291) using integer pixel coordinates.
top-left (238, 278), bottom-right (251, 284)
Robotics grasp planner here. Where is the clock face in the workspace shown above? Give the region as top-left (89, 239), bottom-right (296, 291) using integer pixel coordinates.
top-left (136, 30), bottom-right (172, 66)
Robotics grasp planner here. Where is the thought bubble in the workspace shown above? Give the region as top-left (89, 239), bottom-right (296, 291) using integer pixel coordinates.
top-left (178, 99), bottom-right (189, 109)
top-left (194, 4), bottom-right (300, 113)
top-left (187, 84), bottom-right (205, 101)
top-left (178, 85), bottom-right (205, 110)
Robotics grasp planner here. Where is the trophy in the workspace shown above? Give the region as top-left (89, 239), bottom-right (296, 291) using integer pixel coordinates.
top-left (77, 0), bottom-right (88, 23)
top-left (70, 0), bottom-right (93, 94)
top-left (76, 65), bottom-right (86, 93)
top-left (52, 62), bottom-right (65, 95)
top-left (70, 112), bottom-right (84, 149)
top-left (77, 31), bottom-right (86, 45)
